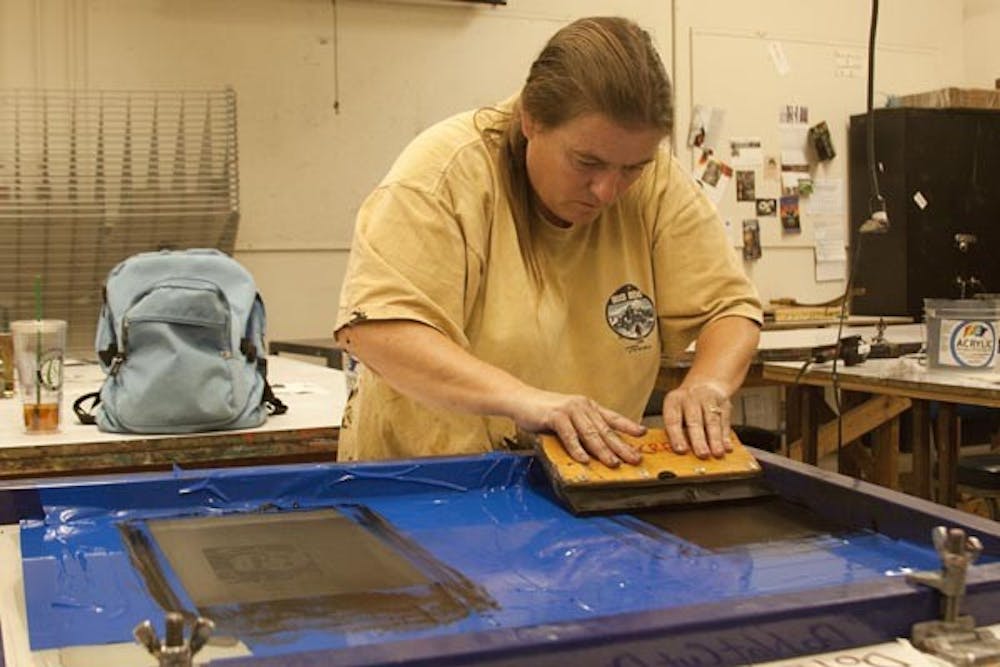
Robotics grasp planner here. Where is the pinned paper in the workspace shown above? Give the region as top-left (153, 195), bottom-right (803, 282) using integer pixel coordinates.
top-left (768, 41), bottom-right (790, 76)
top-left (815, 232), bottom-right (847, 282)
top-left (695, 153), bottom-right (733, 206)
top-left (913, 191), bottom-right (928, 210)
top-left (779, 105), bottom-right (809, 125)
top-left (781, 165), bottom-right (809, 192)
top-left (742, 219), bottom-right (761, 260)
top-left (809, 120), bottom-right (836, 161)
top-left (763, 155), bottom-right (780, 183)
top-left (801, 178), bottom-right (845, 216)
top-left (755, 198), bottom-right (777, 216)
top-left (816, 242), bottom-right (847, 265)
top-left (688, 105), bottom-right (725, 152)
top-left (778, 106), bottom-right (811, 195)
top-left (729, 137), bottom-right (763, 168)
top-left (780, 195), bottom-right (801, 233)
top-left (736, 170), bottom-right (756, 202)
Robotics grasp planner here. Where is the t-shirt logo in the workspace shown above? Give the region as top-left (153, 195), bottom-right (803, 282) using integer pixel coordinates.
top-left (606, 284), bottom-right (655, 340)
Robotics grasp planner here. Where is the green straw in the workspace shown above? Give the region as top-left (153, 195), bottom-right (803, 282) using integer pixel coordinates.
top-left (34, 275), bottom-right (43, 320)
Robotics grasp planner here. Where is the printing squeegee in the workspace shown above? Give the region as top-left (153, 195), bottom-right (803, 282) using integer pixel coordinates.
top-left (536, 428), bottom-right (772, 514)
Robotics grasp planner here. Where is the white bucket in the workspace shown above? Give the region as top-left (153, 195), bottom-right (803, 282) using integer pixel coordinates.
top-left (924, 298), bottom-right (1000, 371)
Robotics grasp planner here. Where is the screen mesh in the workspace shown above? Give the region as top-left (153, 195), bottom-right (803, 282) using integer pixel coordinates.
top-left (0, 88), bottom-right (240, 354)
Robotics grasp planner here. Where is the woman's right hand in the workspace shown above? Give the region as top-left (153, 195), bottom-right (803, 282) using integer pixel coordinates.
top-left (509, 387), bottom-right (645, 468)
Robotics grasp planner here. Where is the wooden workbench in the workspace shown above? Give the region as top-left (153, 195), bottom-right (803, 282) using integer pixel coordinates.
top-left (0, 356), bottom-right (346, 479)
top-left (763, 357), bottom-right (1000, 505)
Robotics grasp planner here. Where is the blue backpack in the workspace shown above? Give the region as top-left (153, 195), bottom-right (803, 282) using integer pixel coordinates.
top-left (74, 249), bottom-right (286, 433)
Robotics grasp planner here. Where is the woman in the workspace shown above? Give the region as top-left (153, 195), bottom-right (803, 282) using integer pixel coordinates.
top-left (335, 17), bottom-right (761, 467)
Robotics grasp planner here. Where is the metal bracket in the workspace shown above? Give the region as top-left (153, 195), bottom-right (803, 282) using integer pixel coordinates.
top-left (907, 526), bottom-right (1000, 665)
top-left (134, 611), bottom-right (215, 667)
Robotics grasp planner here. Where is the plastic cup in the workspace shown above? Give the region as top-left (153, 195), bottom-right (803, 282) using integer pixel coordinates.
top-left (11, 319), bottom-right (66, 433)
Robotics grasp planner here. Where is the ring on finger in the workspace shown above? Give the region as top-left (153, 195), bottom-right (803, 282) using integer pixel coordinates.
top-left (707, 406), bottom-right (723, 414)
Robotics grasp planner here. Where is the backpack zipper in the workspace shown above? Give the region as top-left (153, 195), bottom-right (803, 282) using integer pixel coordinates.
top-left (109, 319), bottom-right (129, 376)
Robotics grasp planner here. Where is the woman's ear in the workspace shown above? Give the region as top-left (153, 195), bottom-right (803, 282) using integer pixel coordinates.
top-left (521, 110), bottom-right (538, 141)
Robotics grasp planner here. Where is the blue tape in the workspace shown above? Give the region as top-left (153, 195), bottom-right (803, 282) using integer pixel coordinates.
top-left (20, 454), bottom-right (956, 657)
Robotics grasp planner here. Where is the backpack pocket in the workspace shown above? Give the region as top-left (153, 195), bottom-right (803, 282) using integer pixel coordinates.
top-left (103, 282), bottom-right (244, 432)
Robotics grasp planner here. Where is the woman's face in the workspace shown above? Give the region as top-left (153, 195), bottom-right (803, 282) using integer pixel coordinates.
top-left (522, 111), bottom-right (664, 228)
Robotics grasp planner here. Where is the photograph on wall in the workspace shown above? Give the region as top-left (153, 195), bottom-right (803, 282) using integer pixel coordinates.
top-left (742, 219), bottom-right (762, 261)
top-left (780, 195), bottom-right (801, 233)
top-left (755, 198), bottom-right (777, 216)
top-left (736, 170), bottom-right (756, 202)
top-left (809, 120), bottom-right (836, 161)
top-left (695, 153), bottom-right (733, 206)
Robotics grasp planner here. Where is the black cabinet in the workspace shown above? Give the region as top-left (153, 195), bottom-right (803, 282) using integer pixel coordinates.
top-left (848, 108), bottom-right (1000, 317)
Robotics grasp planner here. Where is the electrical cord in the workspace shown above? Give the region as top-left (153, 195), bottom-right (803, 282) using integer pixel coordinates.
top-left (864, 0), bottom-right (885, 222)
top-left (768, 1), bottom-right (885, 473)
top-left (832, 0), bottom-right (886, 475)
top-left (822, 0), bottom-right (884, 475)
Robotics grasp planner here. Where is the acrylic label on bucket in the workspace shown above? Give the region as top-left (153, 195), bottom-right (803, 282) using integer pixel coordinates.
top-left (939, 318), bottom-right (997, 368)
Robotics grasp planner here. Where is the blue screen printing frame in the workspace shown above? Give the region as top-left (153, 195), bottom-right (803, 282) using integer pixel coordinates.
top-left (5, 449), bottom-right (1000, 667)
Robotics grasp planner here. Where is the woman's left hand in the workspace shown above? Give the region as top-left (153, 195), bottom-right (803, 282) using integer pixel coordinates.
top-left (660, 381), bottom-right (732, 459)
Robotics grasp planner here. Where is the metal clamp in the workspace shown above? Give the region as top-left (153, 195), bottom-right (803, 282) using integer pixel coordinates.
top-left (906, 526), bottom-right (1000, 665)
top-left (134, 611), bottom-right (215, 667)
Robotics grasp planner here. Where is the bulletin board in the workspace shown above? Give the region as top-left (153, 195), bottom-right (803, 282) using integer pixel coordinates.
top-left (685, 28), bottom-right (944, 291)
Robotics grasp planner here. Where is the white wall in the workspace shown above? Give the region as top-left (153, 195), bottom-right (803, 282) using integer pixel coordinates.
top-left (963, 0), bottom-right (1000, 88)
top-left (0, 1), bottom-right (994, 341)
top-left (0, 0), bottom-right (671, 341)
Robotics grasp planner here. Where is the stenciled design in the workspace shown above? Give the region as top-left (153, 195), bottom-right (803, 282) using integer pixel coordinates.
top-left (37, 348), bottom-right (63, 391)
top-left (606, 284), bottom-right (655, 340)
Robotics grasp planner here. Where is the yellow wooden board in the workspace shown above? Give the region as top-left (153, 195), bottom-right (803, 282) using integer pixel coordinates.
top-left (537, 427), bottom-right (762, 490)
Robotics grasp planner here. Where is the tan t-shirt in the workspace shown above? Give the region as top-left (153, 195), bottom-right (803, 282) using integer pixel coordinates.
top-left (335, 102), bottom-right (762, 461)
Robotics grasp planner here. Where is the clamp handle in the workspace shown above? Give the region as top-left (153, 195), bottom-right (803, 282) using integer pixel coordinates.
top-left (133, 612), bottom-right (215, 667)
top-left (907, 526), bottom-right (982, 623)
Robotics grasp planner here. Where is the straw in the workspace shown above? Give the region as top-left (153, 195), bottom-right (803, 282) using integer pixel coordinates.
top-left (34, 275), bottom-right (43, 320)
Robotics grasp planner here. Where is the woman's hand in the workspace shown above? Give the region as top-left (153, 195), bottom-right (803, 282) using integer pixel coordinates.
top-left (661, 381), bottom-right (731, 459)
top-left (662, 316), bottom-right (760, 459)
top-left (510, 387), bottom-right (646, 468)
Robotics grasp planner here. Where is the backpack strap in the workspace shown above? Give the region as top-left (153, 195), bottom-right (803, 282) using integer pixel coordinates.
top-left (73, 392), bottom-right (101, 425)
top-left (256, 357), bottom-right (287, 416)
top-left (240, 337), bottom-right (257, 362)
top-left (263, 380), bottom-right (288, 416)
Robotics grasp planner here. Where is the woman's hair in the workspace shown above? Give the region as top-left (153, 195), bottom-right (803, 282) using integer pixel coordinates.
top-left (481, 16), bottom-right (673, 285)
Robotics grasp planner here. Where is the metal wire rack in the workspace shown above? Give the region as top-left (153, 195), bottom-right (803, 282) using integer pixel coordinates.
top-left (0, 88), bottom-right (240, 353)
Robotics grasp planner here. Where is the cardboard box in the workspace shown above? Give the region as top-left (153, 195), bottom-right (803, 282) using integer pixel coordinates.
top-left (898, 87), bottom-right (1000, 110)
